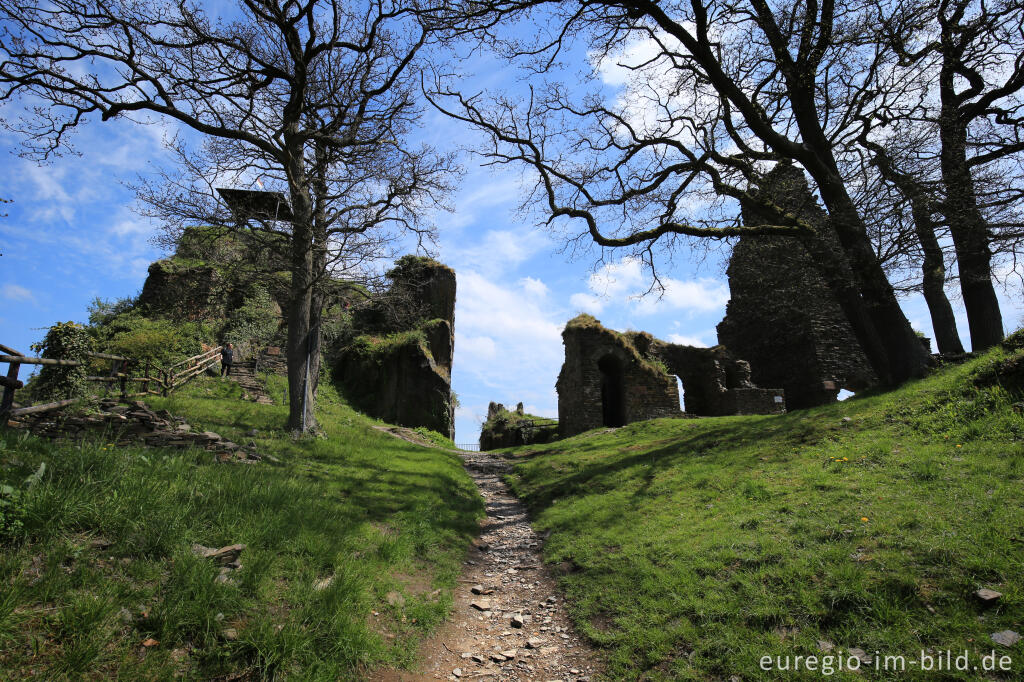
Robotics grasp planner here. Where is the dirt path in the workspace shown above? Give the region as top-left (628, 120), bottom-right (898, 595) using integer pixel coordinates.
top-left (370, 429), bottom-right (603, 682)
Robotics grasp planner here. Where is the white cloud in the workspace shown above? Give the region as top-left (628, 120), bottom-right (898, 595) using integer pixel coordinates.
top-left (1, 284), bottom-right (36, 302)
top-left (569, 292), bottom-right (605, 315)
top-left (452, 269), bottom-right (565, 439)
top-left (586, 257), bottom-right (645, 297)
top-left (572, 257), bottom-right (730, 316)
top-left (667, 333), bottom-right (709, 347)
top-left (519, 276), bottom-right (549, 298)
top-left (458, 334), bottom-right (498, 360)
top-left (110, 215), bottom-right (156, 237)
top-left (445, 228), bottom-right (551, 274)
top-left (633, 277), bottom-right (730, 315)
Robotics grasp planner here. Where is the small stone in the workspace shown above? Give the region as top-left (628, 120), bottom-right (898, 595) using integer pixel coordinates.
top-left (841, 417), bottom-right (852, 423)
top-left (570, 669), bottom-right (580, 675)
top-left (490, 652), bottom-right (507, 662)
top-left (500, 649), bottom-right (517, 659)
top-left (848, 648), bottom-right (872, 665)
top-left (470, 600), bottom-right (492, 611)
top-left (192, 543), bottom-right (246, 566)
top-left (471, 654), bottom-right (485, 664)
top-left (222, 627), bottom-right (238, 641)
top-left (460, 652), bottom-right (473, 659)
top-left (526, 637), bottom-right (543, 649)
top-left (470, 584), bottom-right (485, 594)
top-left (975, 588), bottom-right (1002, 603)
top-left (511, 614), bottom-right (525, 628)
top-left (452, 668), bottom-right (462, 678)
top-left (992, 630), bottom-right (1020, 647)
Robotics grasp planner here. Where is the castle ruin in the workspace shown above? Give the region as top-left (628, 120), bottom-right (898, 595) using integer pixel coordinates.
top-left (717, 163), bottom-right (877, 408)
top-left (556, 315), bottom-right (784, 438)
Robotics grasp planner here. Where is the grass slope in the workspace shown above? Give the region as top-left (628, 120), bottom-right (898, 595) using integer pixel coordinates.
top-left (0, 374), bottom-right (482, 679)
top-left (506, 345), bottom-right (1024, 680)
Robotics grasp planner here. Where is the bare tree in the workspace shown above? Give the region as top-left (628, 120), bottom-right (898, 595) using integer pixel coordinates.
top-left (870, 0), bottom-right (1024, 349)
top-left (0, 0), bottom-right (457, 432)
top-left (429, 0), bottom-right (933, 385)
top-left (853, 134), bottom-right (967, 354)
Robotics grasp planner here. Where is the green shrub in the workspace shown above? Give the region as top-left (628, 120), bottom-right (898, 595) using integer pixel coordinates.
top-left (91, 310), bottom-right (210, 366)
top-left (30, 321), bottom-right (93, 402)
top-left (222, 285), bottom-right (282, 347)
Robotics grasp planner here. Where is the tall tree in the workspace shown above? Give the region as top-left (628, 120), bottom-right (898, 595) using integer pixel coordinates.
top-left (430, 0), bottom-right (933, 384)
top-left (0, 0), bottom-right (456, 431)
top-left (875, 0), bottom-right (1024, 349)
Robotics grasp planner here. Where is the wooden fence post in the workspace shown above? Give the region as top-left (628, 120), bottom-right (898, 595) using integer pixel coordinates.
top-left (118, 360), bottom-right (128, 403)
top-left (0, 344), bottom-right (26, 421)
top-left (1, 360), bottom-right (22, 419)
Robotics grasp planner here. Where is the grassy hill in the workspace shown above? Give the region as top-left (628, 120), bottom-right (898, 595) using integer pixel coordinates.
top-left (504, 336), bottom-right (1024, 680)
top-left (0, 374), bottom-right (482, 679)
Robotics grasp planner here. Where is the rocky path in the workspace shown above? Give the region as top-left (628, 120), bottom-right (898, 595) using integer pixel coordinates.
top-left (227, 360), bottom-right (273, 405)
top-left (371, 435), bottom-right (602, 682)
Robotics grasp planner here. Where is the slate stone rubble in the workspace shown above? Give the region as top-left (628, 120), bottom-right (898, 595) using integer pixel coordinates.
top-left (430, 447), bottom-right (600, 681)
top-left (11, 398), bottom-right (265, 463)
top-left (192, 542), bottom-right (246, 585)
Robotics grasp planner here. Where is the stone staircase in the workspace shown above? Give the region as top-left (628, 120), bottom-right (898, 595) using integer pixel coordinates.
top-left (228, 360), bottom-right (273, 405)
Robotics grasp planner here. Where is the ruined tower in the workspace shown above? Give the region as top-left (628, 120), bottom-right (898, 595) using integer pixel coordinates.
top-left (716, 163), bottom-right (876, 409)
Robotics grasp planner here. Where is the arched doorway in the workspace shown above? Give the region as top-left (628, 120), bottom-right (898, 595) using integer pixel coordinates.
top-left (598, 355), bottom-right (626, 427)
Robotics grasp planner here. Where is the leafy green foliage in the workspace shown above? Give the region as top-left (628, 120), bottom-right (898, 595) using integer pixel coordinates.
top-left (505, 342), bottom-right (1024, 681)
top-left (348, 329), bottom-right (428, 361)
top-left (0, 375), bottom-right (482, 678)
top-left (29, 321), bottom-right (93, 402)
top-left (221, 286), bottom-right (282, 347)
top-left (89, 310), bottom-right (211, 366)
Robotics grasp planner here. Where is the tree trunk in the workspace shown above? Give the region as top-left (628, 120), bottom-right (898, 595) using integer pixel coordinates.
top-left (285, 175), bottom-right (317, 433)
top-left (811, 175), bottom-right (932, 383)
top-left (780, 87), bottom-right (932, 384)
top-left (907, 195), bottom-right (965, 354)
top-left (797, 231), bottom-right (894, 383)
top-left (867, 147), bottom-right (965, 355)
top-left (938, 111), bottom-right (1004, 350)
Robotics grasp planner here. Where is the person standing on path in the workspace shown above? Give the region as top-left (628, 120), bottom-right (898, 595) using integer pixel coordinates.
top-left (221, 343), bottom-right (234, 377)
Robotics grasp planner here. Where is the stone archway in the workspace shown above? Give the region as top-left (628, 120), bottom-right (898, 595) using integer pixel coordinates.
top-left (598, 354), bottom-right (626, 427)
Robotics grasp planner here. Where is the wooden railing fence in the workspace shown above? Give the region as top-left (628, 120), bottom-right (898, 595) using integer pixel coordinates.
top-left (0, 343), bottom-right (223, 421)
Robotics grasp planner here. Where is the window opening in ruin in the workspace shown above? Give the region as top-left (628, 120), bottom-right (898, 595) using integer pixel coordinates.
top-left (837, 388), bottom-right (854, 401)
top-left (598, 354), bottom-right (626, 427)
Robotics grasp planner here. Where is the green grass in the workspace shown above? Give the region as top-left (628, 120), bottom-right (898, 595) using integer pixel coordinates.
top-left (0, 374), bottom-right (483, 679)
top-left (505, 345), bottom-right (1024, 681)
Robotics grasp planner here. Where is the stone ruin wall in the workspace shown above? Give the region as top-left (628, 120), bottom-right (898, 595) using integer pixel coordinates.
top-left (717, 163), bottom-right (877, 409)
top-left (333, 257), bottom-right (456, 439)
top-left (556, 317), bottom-right (784, 438)
top-left (479, 402), bottom-right (559, 450)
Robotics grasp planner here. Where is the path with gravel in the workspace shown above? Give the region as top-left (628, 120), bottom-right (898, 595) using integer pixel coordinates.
top-left (370, 431), bottom-right (603, 682)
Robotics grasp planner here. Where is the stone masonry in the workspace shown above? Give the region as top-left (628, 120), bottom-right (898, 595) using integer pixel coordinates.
top-left (556, 315), bottom-right (784, 438)
top-left (333, 256), bottom-right (456, 439)
top-left (717, 163), bottom-right (877, 409)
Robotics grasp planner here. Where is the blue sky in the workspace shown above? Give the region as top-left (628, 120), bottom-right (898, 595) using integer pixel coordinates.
top-left (2, 26), bottom-right (1022, 443)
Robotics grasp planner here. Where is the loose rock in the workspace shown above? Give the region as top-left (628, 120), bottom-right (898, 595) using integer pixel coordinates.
top-left (992, 630), bottom-right (1021, 647)
top-left (975, 588), bottom-right (1002, 603)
